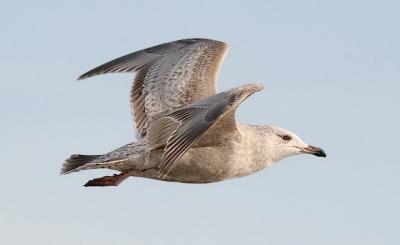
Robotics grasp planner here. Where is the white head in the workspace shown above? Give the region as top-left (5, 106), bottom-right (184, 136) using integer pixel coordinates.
top-left (259, 125), bottom-right (326, 163)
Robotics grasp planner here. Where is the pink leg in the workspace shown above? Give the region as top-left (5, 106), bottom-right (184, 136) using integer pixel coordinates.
top-left (84, 171), bottom-right (134, 187)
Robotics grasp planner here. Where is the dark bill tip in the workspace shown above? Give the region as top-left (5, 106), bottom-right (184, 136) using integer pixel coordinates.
top-left (302, 145), bottom-right (326, 157)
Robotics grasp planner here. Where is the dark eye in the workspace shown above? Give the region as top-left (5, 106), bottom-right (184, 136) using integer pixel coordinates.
top-left (281, 135), bottom-right (292, 141)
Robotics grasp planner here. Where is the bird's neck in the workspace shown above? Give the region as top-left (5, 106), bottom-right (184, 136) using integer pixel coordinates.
top-left (228, 124), bottom-right (278, 178)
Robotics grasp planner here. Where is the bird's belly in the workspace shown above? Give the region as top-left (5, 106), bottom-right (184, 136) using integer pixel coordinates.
top-left (160, 146), bottom-right (235, 183)
top-left (142, 140), bottom-right (269, 183)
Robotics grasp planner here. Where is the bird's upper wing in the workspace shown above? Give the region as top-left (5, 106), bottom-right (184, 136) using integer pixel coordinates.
top-left (78, 38), bottom-right (229, 138)
top-left (146, 83), bottom-right (264, 179)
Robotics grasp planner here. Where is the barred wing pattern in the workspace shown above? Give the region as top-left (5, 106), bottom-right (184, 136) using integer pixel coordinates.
top-left (78, 38), bottom-right (229, 138)
top-left (146, 83), bottom-right (264, 179)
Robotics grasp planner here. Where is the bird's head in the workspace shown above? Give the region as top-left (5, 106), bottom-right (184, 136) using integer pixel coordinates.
top-left (260, 126), bottom-right (326, 162)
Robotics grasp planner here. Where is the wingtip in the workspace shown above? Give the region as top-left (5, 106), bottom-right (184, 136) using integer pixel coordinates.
top-left (77, 69), bottom-right (97, 80)
top-left (77, 74), bottom-right (89, 81)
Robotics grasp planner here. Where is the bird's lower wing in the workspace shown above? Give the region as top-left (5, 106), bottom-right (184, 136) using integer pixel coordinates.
top-left (147, 83), bottom-right (264, 179)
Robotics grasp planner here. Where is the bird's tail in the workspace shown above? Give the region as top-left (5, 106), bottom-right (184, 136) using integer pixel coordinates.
top-left (60, 154), bottom-right (102, 175)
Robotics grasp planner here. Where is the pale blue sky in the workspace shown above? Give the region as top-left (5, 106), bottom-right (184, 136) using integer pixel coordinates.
top-left (1, 0), bottom-right (399, 244)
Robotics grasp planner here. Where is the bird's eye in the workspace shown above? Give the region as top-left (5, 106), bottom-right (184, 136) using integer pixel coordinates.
top-left (281, 135), bottom-right (292, 141)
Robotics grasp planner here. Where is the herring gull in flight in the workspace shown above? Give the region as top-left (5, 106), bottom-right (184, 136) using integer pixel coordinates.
top-left (61, 38), bottom-right (326, 186)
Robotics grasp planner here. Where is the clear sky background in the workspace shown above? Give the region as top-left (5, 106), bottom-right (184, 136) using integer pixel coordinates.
top-left (1, 0), bottom-right (399, 244)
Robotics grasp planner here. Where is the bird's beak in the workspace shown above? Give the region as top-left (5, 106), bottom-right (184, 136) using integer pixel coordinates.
top-left (301, 145), bottom-right (326, 157)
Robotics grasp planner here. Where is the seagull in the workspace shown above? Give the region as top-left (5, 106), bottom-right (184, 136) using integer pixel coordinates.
top-left (61, 38), bottom-right (326, 187)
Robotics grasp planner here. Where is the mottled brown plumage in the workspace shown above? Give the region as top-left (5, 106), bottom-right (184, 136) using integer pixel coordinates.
top-left (62, 38), bottom-right (326, 187)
